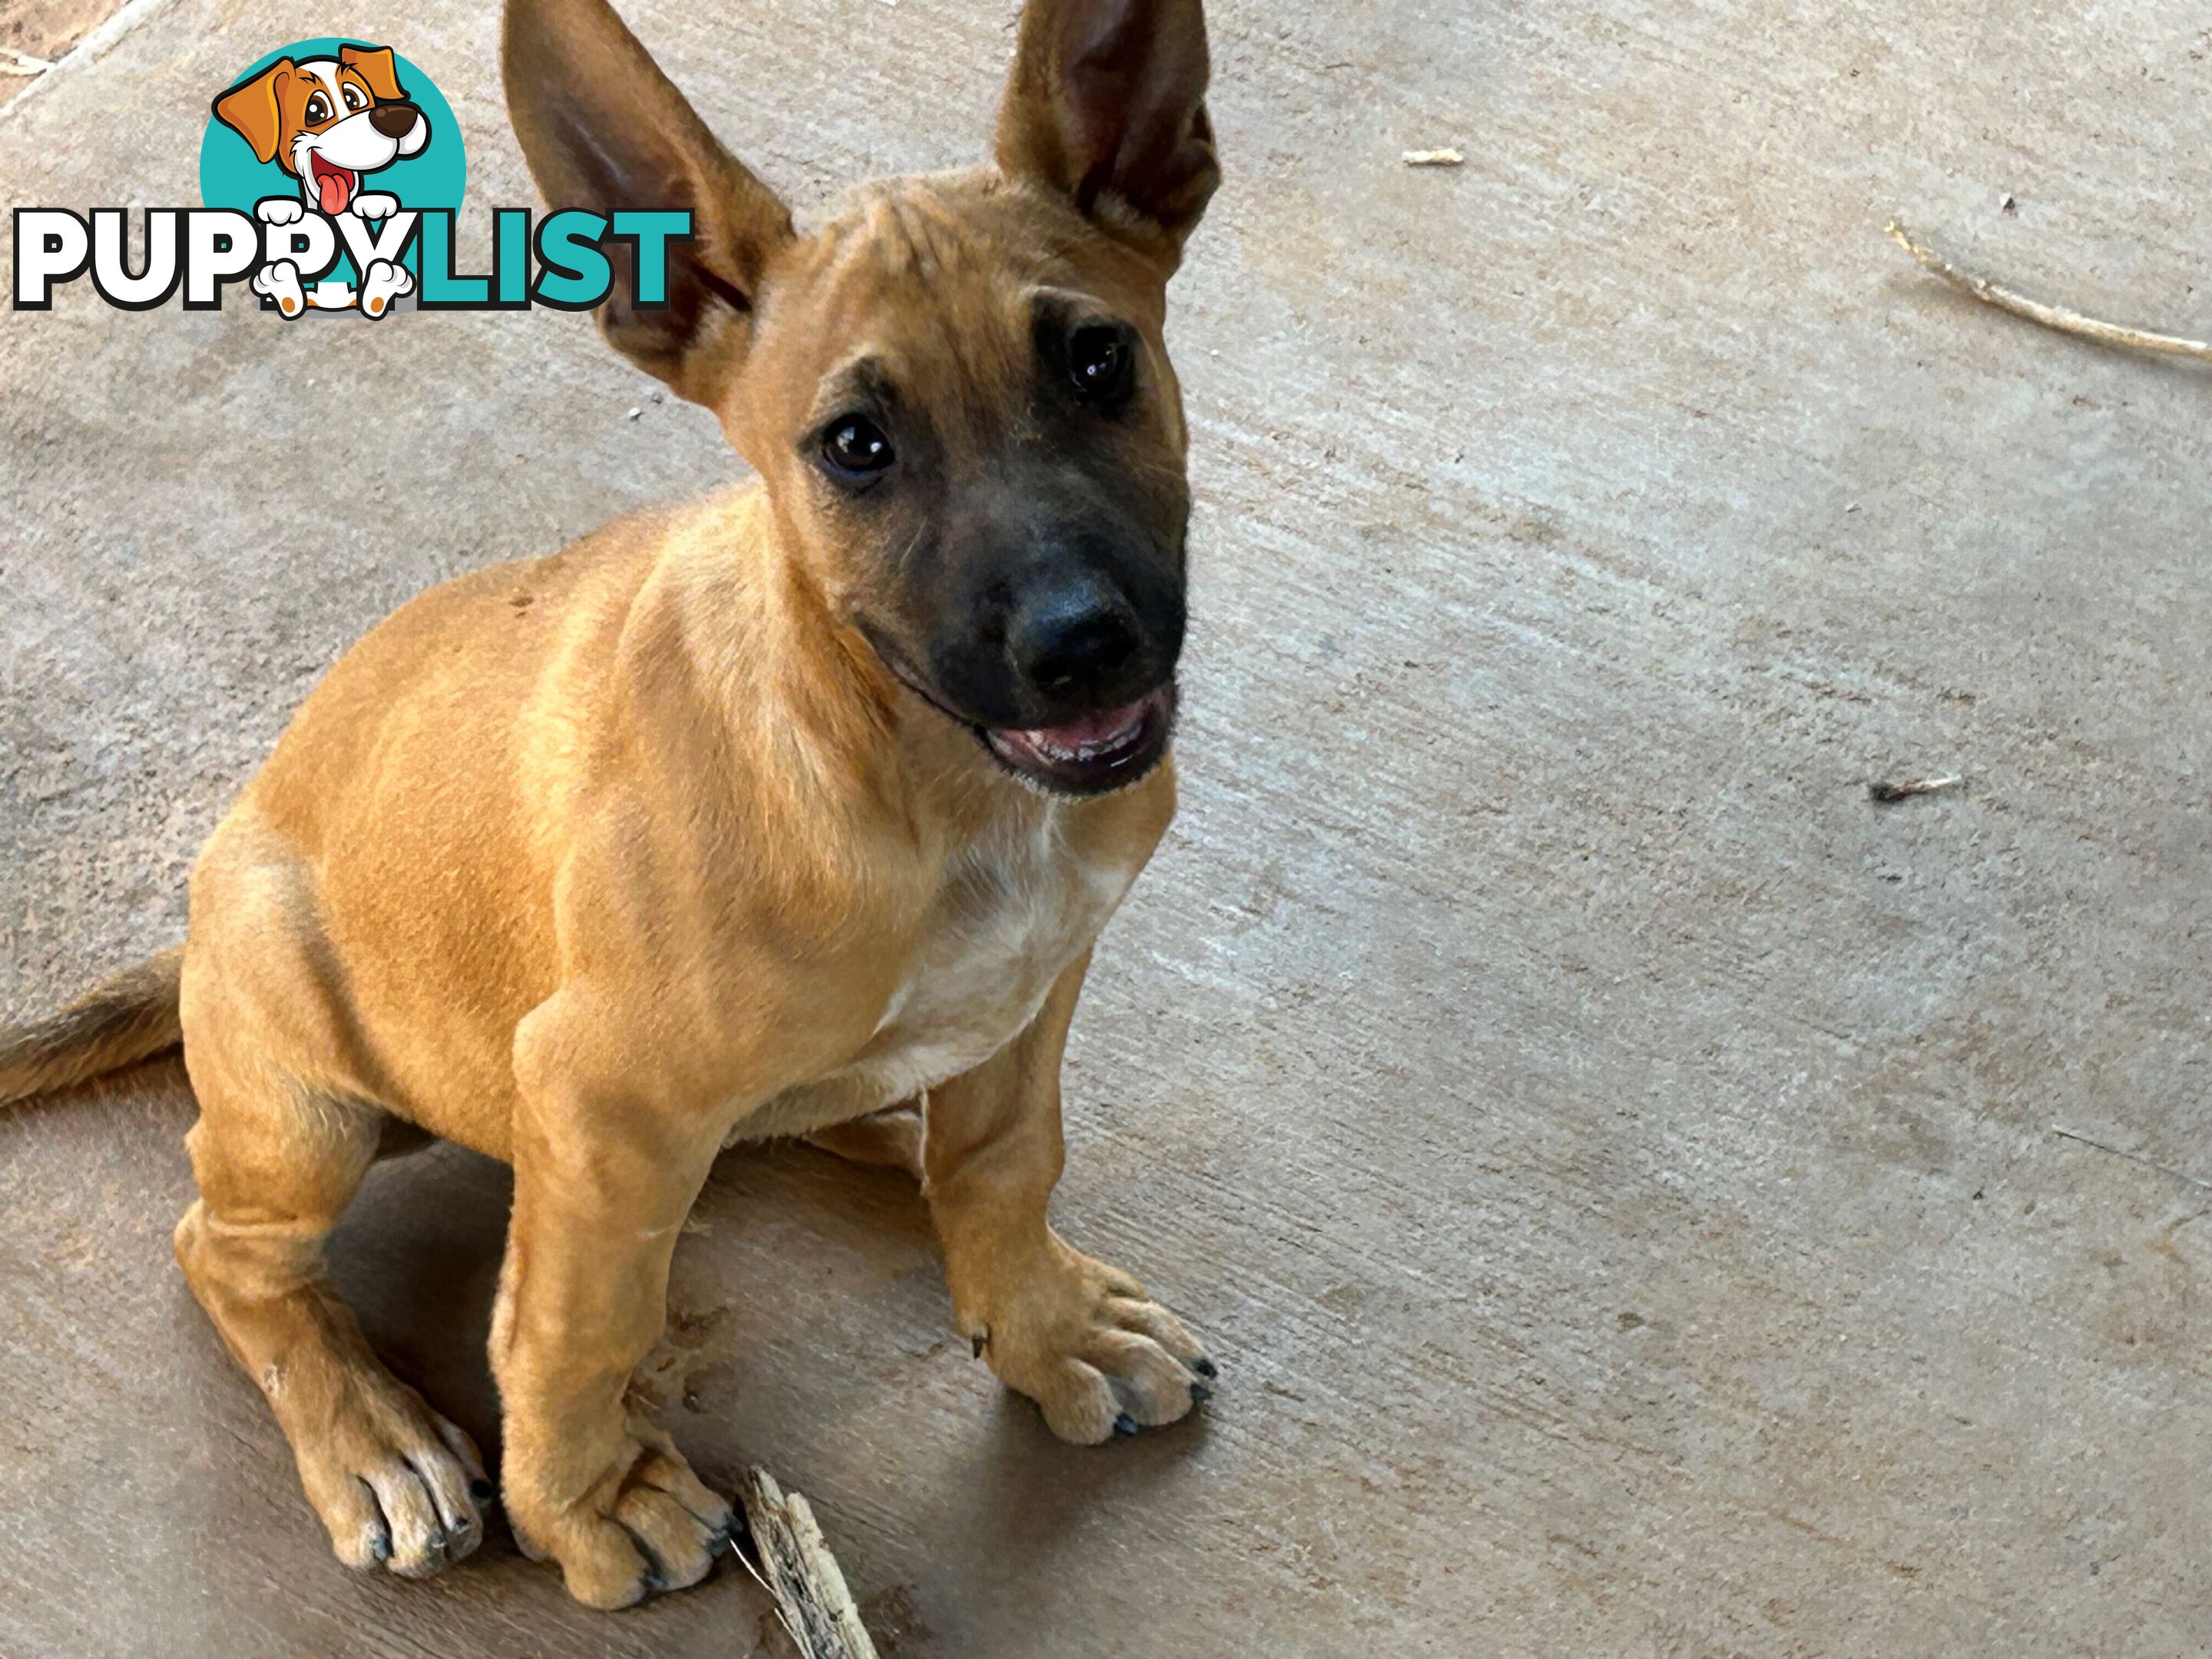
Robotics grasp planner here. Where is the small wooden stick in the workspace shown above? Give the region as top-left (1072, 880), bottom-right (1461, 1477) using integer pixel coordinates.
top-left (738, 1468), bottom-right (879, 1658)
top-left (1886, 220), bottom-right (2212, 363)
top-left (1869, 773), bottom-right (1962, 803)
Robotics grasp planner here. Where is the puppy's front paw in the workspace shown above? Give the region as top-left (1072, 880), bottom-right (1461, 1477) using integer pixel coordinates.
top-left (506, 1416), bottom-right (733, 1609)
top-left (353, 191), bottom-right (399, 220)
top-left (974, 1240), bottom-right (1215, 1445)
top-left (255, 195), bottom-right (304, 226)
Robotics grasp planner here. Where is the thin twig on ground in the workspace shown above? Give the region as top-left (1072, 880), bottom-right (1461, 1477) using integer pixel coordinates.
top-left (737, 1467), bottom-right (879, 1657)
top-left (1868, 773), bottom-right (1962, 803)
top-left (2051, 1125), bottom-right (2212, 1194)
top-left (1402, 148), bottom-right (1464, 167)
top-left (1886, 220), bottom-right (2212, 363)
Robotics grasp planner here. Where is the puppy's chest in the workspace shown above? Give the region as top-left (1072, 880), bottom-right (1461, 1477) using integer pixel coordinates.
top-left (846, 816), bottom-right (1136, 1108)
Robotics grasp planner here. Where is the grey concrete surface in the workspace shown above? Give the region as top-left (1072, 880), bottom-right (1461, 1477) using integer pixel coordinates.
top-left (4, 1), bottom-right (2210, 1654)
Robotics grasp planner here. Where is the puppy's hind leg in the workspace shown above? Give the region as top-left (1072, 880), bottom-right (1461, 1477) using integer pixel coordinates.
top-left (174, 1051), bottom-right (490, 1578)
top-left (806, 1102), bottom-right (924, 1177)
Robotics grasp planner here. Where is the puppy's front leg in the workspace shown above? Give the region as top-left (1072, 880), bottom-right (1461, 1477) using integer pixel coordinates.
top-left (925, 952), bottom-right (1217, 1443)
top-left (492, 996), bottom-right (735, 1608)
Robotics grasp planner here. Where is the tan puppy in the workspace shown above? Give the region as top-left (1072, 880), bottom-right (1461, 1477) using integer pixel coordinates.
top-left (0, 0), bottom-right (1221, 1610)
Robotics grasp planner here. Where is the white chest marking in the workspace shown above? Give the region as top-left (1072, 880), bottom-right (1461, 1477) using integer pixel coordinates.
top-left (846, 810), bottom-right (1136, 1110)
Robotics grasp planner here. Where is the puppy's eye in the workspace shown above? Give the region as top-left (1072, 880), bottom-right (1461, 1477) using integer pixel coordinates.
top-left (342, 84), bottom-right (367, 111)
top-left (820, 416), bottom-right (895, 484)
top-left (1067, 323), bottom-right (1135, 406)
top-left (304, 92), bottom-right (332, 124)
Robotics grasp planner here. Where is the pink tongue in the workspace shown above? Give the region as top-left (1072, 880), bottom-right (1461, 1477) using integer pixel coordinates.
top-left (1022, 700), bottom-right (1144, 748)
top-left (316, 171), bottom-right (349, 216)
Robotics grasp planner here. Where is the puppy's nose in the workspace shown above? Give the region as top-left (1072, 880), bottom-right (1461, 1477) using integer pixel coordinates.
top-left (1009, 576), bottom-right (1141, 699)
top-left (369, 101), bottom-right (419, 139)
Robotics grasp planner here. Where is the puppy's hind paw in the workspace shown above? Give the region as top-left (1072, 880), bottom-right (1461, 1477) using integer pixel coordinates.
top-left (292, 1370), bottom-right (490, 1580)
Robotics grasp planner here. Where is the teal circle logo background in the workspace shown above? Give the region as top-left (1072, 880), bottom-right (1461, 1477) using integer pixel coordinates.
top-left (198, 41), bottom-right (465, 283)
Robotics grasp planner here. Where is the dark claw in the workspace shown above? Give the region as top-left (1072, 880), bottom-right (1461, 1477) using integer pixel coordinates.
top-left (1190, 1381), bottom-right (1214, 1404)
top-left (972, 1329), bottom-right (988, 1359)
top-left (1114, 1412), bottom-right (1138, 1437)
top-left (618, 1516), bottom-right (671, 1598)
top-left (1190, 1356), bottom-right (1218, 1379)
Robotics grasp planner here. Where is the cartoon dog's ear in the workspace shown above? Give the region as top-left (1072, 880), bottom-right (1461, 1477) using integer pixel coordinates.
top-left (339, 45), bottom-right (406, 104)
top-left (503, 0), bottom-right (793, 408)
top-left (994, 0), bottom-right (1219, 267)
top-left (212, 59), bottom-right (293, 166)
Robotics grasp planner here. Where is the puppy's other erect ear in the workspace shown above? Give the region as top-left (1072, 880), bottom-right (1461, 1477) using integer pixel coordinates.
top-left (339, 45), bottom-right (406, 104)
top-left (213, 59), bottom-right (294, 166)
top-left (502, 0), bottom-right (795, 406)
top-left (995, 0), bottom-right (1219, 264)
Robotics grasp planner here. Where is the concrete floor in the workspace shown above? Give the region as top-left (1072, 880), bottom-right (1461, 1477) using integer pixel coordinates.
top-left (5, 1), bottom-right (2211, 1654)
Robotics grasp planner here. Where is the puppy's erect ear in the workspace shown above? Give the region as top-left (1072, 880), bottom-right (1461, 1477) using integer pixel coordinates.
top-left (503, 0), bottom-right (794, 407)
top-left (994, 0), bottom-right (1219, 264)
top-left (212, 60), bottom-right (293, 166)
top-left (339, 45), bottom-right (406, 104)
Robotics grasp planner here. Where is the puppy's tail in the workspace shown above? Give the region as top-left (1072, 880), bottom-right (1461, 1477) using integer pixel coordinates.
top-left (0, 948), bottom-right (184, 1106)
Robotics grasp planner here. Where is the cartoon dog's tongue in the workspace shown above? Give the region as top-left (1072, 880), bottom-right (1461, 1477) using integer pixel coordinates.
top-left (310, 155), bottom-right (356, 216)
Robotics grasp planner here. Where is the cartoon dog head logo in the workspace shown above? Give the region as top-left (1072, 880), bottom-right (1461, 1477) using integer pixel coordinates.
top-left (17, 41), bottom-right (677, 320)
top-left (204, 42), bottom-right (457, 317)
top-left (213, 46), bottom-right (429, 218)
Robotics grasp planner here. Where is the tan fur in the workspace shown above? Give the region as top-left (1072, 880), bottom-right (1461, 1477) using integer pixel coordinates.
top-left (12, 0), bottom-right (1223, 1610)
top-left (0, 949), bottom-right (181, 1104)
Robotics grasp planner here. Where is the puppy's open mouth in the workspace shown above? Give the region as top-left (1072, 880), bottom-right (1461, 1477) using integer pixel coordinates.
top-left (981, 684), bottom-right (1176, 796)
top-left (309, 153), bottom-right (359, 216)
top-left (860, 628), bottom-right (1178, 798)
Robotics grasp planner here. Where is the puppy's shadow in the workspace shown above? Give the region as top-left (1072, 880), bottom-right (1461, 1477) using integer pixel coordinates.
top-left (324, 1133), bottom-right (948, 1462)
top-left (328, 1141), bottom-right (513, 1454)
top-left (328, 1131), bottom-right (1206, 1596)
top-left (676, 1139), bottom-right (1214, 1572)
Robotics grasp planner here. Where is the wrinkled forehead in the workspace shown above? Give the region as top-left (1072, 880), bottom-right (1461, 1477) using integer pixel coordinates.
top-left (752, 178), bottom-right (1161, 435)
